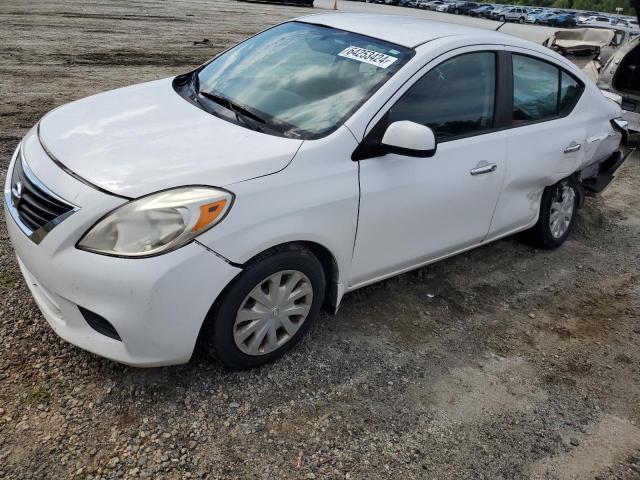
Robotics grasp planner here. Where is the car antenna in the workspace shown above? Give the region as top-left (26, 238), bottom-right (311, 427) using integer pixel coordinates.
top-left (495, 20), bottom-right (507, 31)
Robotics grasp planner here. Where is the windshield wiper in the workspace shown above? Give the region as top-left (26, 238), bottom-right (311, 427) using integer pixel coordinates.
top-left (188, 73), bottom-right (263, 132)
top-left (188, 73), bottom-right (297, 137)
top-left (198, 90), bottom-right (267, 133)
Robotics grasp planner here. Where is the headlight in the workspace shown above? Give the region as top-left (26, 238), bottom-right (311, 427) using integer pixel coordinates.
top-left (77, 186), bottom-right (233, 257)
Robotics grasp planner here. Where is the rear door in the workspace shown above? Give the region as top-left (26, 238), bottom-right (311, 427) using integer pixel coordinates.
top-left (487, 49), bottom-right (588, 240)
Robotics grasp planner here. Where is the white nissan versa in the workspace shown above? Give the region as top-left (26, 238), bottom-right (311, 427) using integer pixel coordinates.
top-left (4, 14), bottom-right (629, 368)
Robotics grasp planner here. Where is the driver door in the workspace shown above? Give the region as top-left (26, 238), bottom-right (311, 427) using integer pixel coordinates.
top-left (349, 48), bottom-right (508, 287)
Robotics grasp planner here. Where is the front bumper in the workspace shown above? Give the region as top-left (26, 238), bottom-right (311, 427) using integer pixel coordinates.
top-left (4, 130), bottom-right (241, 367)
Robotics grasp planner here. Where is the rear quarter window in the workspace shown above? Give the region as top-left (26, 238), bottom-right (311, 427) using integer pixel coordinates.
top-left (512, 54), bottom-right (584, 124)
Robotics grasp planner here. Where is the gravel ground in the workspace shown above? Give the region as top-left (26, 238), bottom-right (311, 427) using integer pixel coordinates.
top-left (1, 1), bottom-right (639, 479)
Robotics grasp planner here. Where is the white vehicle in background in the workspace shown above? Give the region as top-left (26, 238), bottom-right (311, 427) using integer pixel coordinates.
top-left (434, 1), bottom-right (452, 12)
top-left (581, 15), bottom-right (616, 27)
top-left (576, 11), bottom-right (599, 23)
top-left (423, 0), bottom-right (445, 9)
top-left (4, 14), bottom-right (628, 369)
top-left (592, 33), bottom-right (640, 132)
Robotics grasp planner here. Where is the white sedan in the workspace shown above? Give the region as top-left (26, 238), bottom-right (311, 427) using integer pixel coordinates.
top-left (4, 14), bottom-right (628, 368)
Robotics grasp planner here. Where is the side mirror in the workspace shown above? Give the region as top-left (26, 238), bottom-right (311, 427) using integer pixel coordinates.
top-left (380, 121), bottom-right (437, 158)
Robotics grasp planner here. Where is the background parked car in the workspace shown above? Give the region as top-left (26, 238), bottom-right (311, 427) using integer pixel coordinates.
top-left (528, 11), bottom-right (551, 23)
top-left (550, 25), bottom-right (640, 64)
top-left (432, 2), bottom-right (451, 12)
top-left (581, 15), bottom-right (615, 27)
top-left (469, 4), bottom-right (493, 17)
top-left (501, 7), bottom-right (529, 23)
top-left (447, 1), bottom-right (481, 14)
top-left (434, 2), bottom-right (452, 12)
top-left (576, 11), bottom-right (599, 23)
top-left (548, 13), bottom-right (578, 28)
top-left (424, 0), bottom-right (446, 10)
top-left (596, 35), bottom-right (640, 132)
top-left (490, 6), bottom-right (512, 20)
top-left (418, 0), bottom-right (438, 9)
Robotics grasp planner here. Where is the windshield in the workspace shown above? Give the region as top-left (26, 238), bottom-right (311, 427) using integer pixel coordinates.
top-left (192, 22), bottom-right (412, 139)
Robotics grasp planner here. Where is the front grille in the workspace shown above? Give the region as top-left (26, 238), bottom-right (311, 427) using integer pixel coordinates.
top-left (8, 148), bottom-right (76, 240)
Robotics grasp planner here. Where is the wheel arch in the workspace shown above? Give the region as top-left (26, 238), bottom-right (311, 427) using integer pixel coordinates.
top-left (568, 172), bottom-right (585, 208)
top-left (208, 240), bottom-right (341, 320)
top-left (195, 240), bottom-right (341, 360)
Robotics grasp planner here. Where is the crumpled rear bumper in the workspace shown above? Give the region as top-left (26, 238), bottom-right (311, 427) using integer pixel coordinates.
top-left (581, 149), bottom-right (633, 194)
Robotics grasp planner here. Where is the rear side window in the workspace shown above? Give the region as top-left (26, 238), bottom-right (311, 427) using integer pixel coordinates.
top-left (387, 52), bottom-right (496, 141)
top-left (560, 71), bottom-right (580, 114)
top-left (512, 54), bottom-right (582, 123)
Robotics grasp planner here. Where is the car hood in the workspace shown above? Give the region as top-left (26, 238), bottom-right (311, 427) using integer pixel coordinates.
top-left (38, 78), bottom-right (303, 198)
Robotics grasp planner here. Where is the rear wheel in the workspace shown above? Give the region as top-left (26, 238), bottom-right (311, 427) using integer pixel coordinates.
top-left (518, 16), bottom-right (525, 23)
top-left (528, 179), bottom-right (578, 249)
top-left (454, 8), bottom-right (460, 13)
top-left (202, 246), bottom-right (325, 369)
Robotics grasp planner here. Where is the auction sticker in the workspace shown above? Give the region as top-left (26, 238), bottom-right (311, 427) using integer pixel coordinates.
top-left (338, 46), bottom-right (398, 69)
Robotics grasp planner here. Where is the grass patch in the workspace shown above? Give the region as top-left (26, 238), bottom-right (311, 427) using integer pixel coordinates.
top-left (24, 386), bottom-right (51, 406)
top-left (0, 271), bottom-right (17, 290)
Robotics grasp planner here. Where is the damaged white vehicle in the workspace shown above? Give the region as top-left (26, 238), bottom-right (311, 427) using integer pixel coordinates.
top-left (542, 27), bottom-right (637, 57)
top-left (4, 14), bottom-right (628, 368)
top-left (591, 34), bottom-right (640, 132)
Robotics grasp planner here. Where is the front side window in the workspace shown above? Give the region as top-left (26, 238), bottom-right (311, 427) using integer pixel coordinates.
top-left (512, 54), bottom-right (583, 123)
top-left (387, 52), bottom-right (496, 141)
top-left (191, 22), bottom-right (412, 139)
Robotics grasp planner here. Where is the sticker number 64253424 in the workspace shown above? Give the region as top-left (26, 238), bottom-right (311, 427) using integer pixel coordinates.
top-left (338, 46), bottom-right (398, 69)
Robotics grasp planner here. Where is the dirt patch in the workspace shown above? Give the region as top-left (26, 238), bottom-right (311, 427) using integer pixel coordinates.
top-left (415, 355), bottom-right (548, 423)
top-left (530, 416), bottom-right (640, 479)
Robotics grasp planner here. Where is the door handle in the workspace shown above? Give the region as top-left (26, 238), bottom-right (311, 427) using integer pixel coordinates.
top-left (563, 143), bottom-right (581, 154)
top-left (470, 163), bottom-right (497, 175)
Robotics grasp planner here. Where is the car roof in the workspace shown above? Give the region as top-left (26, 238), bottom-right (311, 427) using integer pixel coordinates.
top-left (298, 13), bottom-right (514, 48)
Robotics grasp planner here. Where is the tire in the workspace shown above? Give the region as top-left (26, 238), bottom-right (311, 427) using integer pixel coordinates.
top-left (518, 16), bottom-right (524, 23)
top-left (527, 179), bottom-right (579, 249)
top-left (454, 8), bottom-right (459, 14)
top-left (499, 15), bottom-right (506, 21)
top-left (201, 246), bottom-right (325, 369)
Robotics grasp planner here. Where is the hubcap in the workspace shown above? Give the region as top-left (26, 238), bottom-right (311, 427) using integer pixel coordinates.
top-left (233, 270), bottom-right (313, 356)
top-left (549, 183), bottom-right (575, 239)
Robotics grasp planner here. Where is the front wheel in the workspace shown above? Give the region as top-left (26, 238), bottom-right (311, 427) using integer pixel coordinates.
top-left (518, 16), bottom-right (524, 23)
top-left (202, 246), bottom-right (325, 369)
top-left (499, 15), bottom-right (506, 21)
top-left (528, 179), bottom-right (578, 249)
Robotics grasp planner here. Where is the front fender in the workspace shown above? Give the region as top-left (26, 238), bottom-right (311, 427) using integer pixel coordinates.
top-left (197, 126), bottom-right (360, 290)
